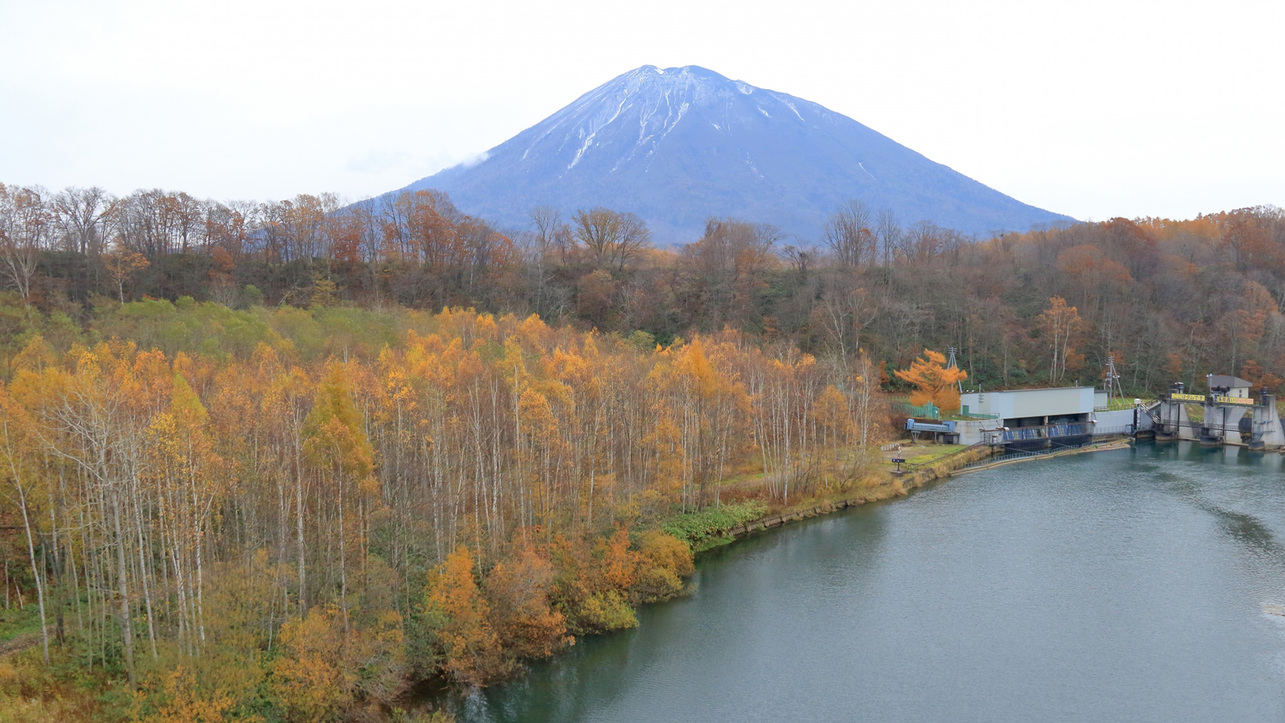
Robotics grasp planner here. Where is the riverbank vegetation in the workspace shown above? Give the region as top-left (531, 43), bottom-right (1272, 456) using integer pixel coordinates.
top-left (661, 501), bottom-right (768, 552)
top-left (3, 179), bottom-right (1285, 719)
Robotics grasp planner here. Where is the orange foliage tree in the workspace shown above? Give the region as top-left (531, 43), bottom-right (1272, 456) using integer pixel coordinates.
top-left (894, 349), bottom-right (967, 414)
top-left (484, 542), bottom-right (569, 660)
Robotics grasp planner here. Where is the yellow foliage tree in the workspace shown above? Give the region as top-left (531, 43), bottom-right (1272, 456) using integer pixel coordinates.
top-left (1036, 296), bottom-right (1084, 384)
top-left (810, 384), bottom-right (855, 449)
top-left (271, 605), bottom-right (354, 722)
top-left (894, 349), bottom-right (967, 414)
top-left (131, 666), bottom-right (234, 723)
top-left (303, 365), bottom-right (375, 627)
top-left (424, 546), bottom-right (507, 686)
top-left (632, 530), bottom-right (694, 603)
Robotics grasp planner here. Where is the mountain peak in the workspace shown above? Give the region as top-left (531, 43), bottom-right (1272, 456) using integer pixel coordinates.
top-left (599, 65), bottom-right (760, 104)
top-left (400, 66), bottom-right (1072, 243)
top-left (623, 64), bottom-right (729, 80)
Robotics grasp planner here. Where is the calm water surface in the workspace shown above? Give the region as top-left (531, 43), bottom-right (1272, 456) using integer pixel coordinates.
top-left (437, 443), bottom-right (1285, 721)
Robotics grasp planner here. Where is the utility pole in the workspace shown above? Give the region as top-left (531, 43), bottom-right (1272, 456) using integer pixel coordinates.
top-left (947, 346), bottom-right (963, 393)
top-left (1105, 354), bottom-right (1124, 403)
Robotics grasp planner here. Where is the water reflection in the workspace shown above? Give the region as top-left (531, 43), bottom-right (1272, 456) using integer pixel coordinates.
top-left (1211, 505), bottom-right (1282, 554)
top-left (1134, 442), bottom-right (1285, 557)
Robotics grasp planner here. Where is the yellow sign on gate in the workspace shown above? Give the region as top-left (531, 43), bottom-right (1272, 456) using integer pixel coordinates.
top-left (1214, 395), bottom-right (1254, 406)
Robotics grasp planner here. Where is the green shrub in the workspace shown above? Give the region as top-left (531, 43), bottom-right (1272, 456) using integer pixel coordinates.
top-left (662, 501), bottom-right (768, 552)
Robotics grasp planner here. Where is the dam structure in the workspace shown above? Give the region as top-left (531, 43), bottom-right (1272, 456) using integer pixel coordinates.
top-left (1150, 375), bottom-right (1285, 449)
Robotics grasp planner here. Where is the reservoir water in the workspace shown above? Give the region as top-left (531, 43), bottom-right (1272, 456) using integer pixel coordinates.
top-left (438, 443), bottom-right (1285, 721)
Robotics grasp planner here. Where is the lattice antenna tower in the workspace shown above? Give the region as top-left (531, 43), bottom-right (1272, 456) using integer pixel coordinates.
top-left (947, 346), bottom-right (963, 393)
top-left (1105, 354), bottom-right (1125, 402)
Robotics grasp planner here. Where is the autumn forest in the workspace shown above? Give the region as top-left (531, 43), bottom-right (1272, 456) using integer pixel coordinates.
top-left (1, 181), bottom-right (1285, 720)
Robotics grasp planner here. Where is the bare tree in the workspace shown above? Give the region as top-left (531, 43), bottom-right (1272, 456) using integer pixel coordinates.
top-left (815, 282), bottom-right (879, 368)
top-left (687, 218), bottom-right (779, 276)
top-left (823, 199), bottom-right (874, 268)
top-left (115, 189), bottom-right (181, 256)
top-left (173, 192), bottom-right (204, 253)
top-left (0, 395), bottom-right (50, 663)
top-left (904, 220), bottom-right (962, 261)
top-left (52, 186), bottom-right (116, 255)
top-left (0, 184), bottom-right (50, 303)
top-left (204, 199), bottom-right (260, 260)
top-left (274, 194), bottom-right (339, 261)
top-left (347, 198), bottom-right (382, 263)
top-left (876, 208), bottom-right (900, 266)
top-left (524, 207), bottom-right (573, 317)
top-left (572, 207), bottom-right (650, 272)
top-left (781, 243), bottom-right (816, 275)
top-left (529, 206), bottom-right (572, 263)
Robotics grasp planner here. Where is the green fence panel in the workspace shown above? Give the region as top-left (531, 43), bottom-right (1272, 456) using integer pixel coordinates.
top-left (895, 402), bottom-right (941, 420)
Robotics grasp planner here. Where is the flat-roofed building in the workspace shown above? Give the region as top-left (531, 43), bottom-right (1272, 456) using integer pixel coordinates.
top-left (959, 387), bottom-right (1097, 450)
top-left (961, 387), bottom-right (1095, 428)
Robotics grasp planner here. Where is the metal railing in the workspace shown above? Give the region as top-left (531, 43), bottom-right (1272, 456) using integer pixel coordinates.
top-left (994, 421), bottom-right (1135, 444)
top-left (893, 402), bottom-right (941, 420)
top-left (961, 448), bottom-right (1053, 469)
top-left (959, 441), bottom-right (1095, 470)
top-left (956, 411), bottom-right (1001, 420)
top-left (999, 422), bottom-right (1094, 442)
top-left (1091, 425), bottom-right (1134, 437)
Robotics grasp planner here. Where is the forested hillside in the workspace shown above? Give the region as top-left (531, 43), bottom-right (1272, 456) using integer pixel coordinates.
top-left (1, 179), bottom-right (1284, 720)
top-left (4, 182), bottom-right (1283, 395)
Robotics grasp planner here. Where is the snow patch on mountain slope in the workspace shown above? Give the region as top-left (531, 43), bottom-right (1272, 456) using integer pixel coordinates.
top-left (566, 86), bottom-right (638, 170)
top-left (778, 97), bottom-right (805, 123)
top-left (396, 64), bottom-right (1075, 241)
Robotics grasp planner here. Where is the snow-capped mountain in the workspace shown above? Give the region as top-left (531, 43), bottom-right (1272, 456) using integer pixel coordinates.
top-left (397, 65), bottom-right (1073, 243)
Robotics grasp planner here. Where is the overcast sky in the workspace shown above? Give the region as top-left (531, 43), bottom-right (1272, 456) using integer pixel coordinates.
top-left (3, 0), bottom-right (1282, 225)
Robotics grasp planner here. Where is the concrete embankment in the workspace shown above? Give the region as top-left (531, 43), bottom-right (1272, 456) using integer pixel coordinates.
top-left (952, 438), bottom-right (1131, 475)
